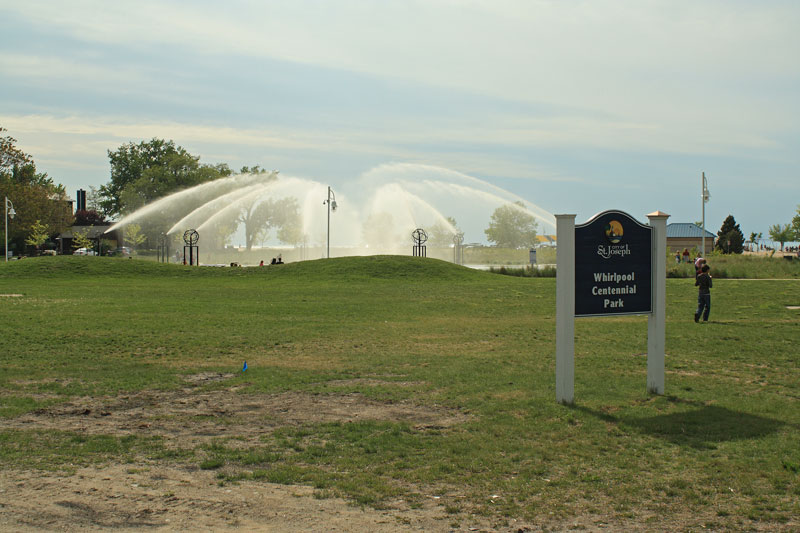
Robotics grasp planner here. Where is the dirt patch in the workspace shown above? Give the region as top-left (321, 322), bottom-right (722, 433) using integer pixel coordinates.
top-left (0, 379), bottom-right (524, 532)
top-left (0, 464), bottom-right (506, 532)
top-left (6, 381), bottom-right (468, 447)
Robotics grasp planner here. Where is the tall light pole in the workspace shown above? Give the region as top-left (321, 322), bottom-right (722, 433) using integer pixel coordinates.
top-left (324, 186), bottom-right (337, 258)
top-left (701, 172), bottom-right (710, 257)
top-left (4, 197), bottom-right (16, 262)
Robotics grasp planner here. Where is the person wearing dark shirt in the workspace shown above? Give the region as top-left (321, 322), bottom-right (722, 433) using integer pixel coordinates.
top-left (694, 264), bottom-right (712, 322)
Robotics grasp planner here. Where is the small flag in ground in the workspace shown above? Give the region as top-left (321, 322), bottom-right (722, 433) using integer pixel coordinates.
top-left (242, 361), bottom-right (248, 372)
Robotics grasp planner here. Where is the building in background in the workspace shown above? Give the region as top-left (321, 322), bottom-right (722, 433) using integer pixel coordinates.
top-left (666, 223), bottom-right (715, 254)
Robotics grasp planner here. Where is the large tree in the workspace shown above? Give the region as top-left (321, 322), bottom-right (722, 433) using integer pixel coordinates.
top-left (715, 214), bottom-right (745, 254)
top-left (1, 127), bottom-right (32, 171)
top-left (235, 196), bottom-right (301, 250)
top-left (99, 138), bottom-right (232, 217)
top-left (1, 127), bottom-right (72, 255)
top-left (484, 201), bottom-right (538, 248)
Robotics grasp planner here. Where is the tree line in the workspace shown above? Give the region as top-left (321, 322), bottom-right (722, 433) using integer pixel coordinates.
top-left (10, 125), bottom-right (799, 257)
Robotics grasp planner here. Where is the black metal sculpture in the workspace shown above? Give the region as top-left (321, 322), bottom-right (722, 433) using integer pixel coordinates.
top-left (412, 228), bottom-right (427, 257)
top-left (183, 229), bottom-right (199, 266)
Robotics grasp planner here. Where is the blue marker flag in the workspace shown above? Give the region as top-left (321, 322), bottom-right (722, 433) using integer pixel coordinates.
top-left (242, 361), bottom-right (248, 372)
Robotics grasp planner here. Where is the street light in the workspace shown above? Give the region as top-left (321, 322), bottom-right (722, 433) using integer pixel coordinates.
top-left (701, 172), bottom-right (710, 257)
top-left (323, 186), bottom-right (337, 258)
top-left (4, 196), bottom-right (16, 262)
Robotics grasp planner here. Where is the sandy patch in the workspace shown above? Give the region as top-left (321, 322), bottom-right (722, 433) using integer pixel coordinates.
top-left (0, 464), bottom-right (502, 532)
top-left (6, 378), bottom-right (468, 448)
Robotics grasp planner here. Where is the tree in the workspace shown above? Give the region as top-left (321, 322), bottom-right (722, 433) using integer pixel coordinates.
top-left (715, 215), bottom-right (744, 254)
top-left (86, 186), bottom-right (103, 212)
top-left (74, 209), bottom-right (107, 226)
top-left (72, 229), bottom-right (93, 251)
top-left (791, 205), bottom-right (800, 241)
top-left (768, 224), bottom-right (793, 251)
top-left (98, 139), bottom-right (232, 217)
top-left (124, 224), bottom-right (147, 251)
top-left (484, 201), bottom-right (538, 248)
top-left (0, 127), bottom-right (32, 171)
top-left (24, 220), bottom-right (49, 252)
top-left (235, 196), bottom-right (301, 250)
top-left (428, 216), bottom-right (460, 247)
top-left (1, 126), bottom-right (72, 255)
top-left (272, 198), bottom-right (302, 245)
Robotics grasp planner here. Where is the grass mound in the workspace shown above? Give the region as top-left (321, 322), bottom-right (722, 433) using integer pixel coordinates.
top-left (0, 254), bottom-right (487, 282)
top-left (273, 255), bottom-right (486, 281)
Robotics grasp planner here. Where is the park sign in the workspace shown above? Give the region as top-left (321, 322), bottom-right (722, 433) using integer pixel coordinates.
top-left (555, 210), bottom-right (669, 405)
top-left (574, 210), bottom-right (652, 316)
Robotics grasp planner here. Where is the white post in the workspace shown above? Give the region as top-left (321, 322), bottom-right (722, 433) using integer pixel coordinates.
top-left (555, 214), bottom-right (576, 405)
top-left (647, 211), bottom-right (669, 395)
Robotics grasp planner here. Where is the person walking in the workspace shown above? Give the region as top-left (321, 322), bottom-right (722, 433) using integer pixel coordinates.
top-left (694, 263), bottom-right (712, 322)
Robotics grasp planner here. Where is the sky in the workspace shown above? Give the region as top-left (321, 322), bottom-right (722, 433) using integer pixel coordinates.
top-left (1, 0), bottom-right (798, 244)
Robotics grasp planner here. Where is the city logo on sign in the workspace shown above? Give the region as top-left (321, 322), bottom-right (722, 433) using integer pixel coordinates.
top-left (598, 219), bottom-right (631, 259)
top-left (604, 220), bottom-right (623, 243)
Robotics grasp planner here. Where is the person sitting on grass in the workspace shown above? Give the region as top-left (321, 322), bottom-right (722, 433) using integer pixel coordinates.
top-left (695, 263), bottom-right (712, 323)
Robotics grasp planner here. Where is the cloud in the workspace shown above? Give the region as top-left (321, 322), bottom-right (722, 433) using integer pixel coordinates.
top-left (6, 1), bottom-right (798, 112)
top-left (3, 1), bottom-right (797, 160)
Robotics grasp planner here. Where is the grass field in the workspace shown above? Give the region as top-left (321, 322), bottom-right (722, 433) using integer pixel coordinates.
top-left (1, 256), bottom-right (798, 530)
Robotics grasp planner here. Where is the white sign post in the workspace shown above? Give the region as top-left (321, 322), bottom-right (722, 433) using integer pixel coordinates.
top-left (555, 210), bottom-right (668, 404)
top-left (555, 214), bottom-right (576, 405)
top-left (646, 211), bottom-right (669, 394)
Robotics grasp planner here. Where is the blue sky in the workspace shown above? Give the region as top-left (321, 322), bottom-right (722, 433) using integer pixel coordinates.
top-left (1, 0), bottom-right (798, 243)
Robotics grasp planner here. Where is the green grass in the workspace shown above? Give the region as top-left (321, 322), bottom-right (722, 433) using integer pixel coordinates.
top-left (1, 255), bottom-right (798, 528)
top-left (667, 252), bottom-right (800, 278)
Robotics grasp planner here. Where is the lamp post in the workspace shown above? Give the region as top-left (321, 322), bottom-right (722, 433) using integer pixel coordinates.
top-left (4, 197), bottom-right (16, 262)
top-left (324, 186), bottom-right (337, 258)
top-left (701, 172), bottom-right (710, 257)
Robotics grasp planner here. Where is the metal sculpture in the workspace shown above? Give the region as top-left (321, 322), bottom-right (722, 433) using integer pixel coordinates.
top-left (412, 228), bottom-right (427, 257)
top-left (183, 229), bottom-right (199, 266)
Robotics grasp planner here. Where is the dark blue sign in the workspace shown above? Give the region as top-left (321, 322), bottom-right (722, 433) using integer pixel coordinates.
top-left (575, 210), bottom-right (652, 316)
